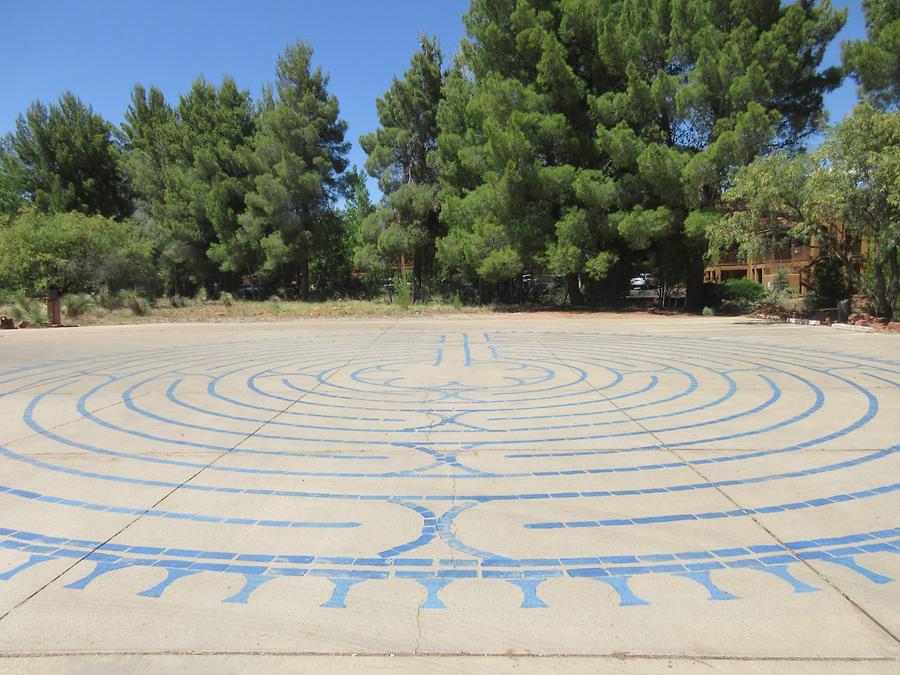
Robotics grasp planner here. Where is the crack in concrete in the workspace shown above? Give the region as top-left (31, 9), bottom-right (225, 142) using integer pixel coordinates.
top-left (538, 337), bottom-right (900, 647)
top-left (0, 321), bottom-right (400, 625)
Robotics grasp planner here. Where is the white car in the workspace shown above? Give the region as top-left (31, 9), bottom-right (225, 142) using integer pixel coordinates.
top-left (630, 273), bottom-right (657, 289)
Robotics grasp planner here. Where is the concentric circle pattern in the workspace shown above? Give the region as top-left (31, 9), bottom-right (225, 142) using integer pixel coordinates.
top-left (1, 328), bottom-right (898, 609)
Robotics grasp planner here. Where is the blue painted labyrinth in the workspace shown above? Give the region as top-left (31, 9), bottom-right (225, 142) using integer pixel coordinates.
top-left (0, 330), bottom-right (898, 609)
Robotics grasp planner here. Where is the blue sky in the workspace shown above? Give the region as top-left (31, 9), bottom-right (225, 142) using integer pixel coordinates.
top-left (1, 0), bottom-right (865, 192)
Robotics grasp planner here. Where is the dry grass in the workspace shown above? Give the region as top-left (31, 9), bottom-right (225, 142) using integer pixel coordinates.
top-left (1, 298), bottom-right (488, 326)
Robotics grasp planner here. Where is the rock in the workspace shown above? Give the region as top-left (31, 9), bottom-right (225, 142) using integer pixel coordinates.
top-left (887, 322), bottom-right (900, 332)
top-left (17, 320), bottom-right (30, 329)
top-left (848, 313), bottom-right (861, 323)
top-left (833, 323), bottom-right (875, 333)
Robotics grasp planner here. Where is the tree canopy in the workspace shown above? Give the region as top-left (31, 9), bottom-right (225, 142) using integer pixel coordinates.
top-left (433, 0), bottom-right (845, 307)
top-left (7, 92), bottom-right (131, 219)
top-left (7, 1), bottom-right (898, 318)
top-left (842, 0), bottom-right (900, 110)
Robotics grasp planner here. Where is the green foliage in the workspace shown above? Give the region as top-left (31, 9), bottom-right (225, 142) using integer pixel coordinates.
top-left (450, 293), bottom-right (463, 311)
top-left (62, 292), bottom-right (95, 318)
top-left (239, 41), bottom-right (349, 298)
top-left (359, 37), bottom-right (445, 299)
top-left (711, 153), bottom-right (812, 262)
top-left (0, 139), bottom-right (27, 216)
top-left (194, 287), bottom-right (208, 303)
top-left (710, 104), bottom-right (899, 317)
top-left (842, 0), bottom-right (900, 110)
top-left (5, 93), bottom-right (131, 218)
top-left (722, 278), bottom-right (766, 303)
top-left (10, 294), bottom-right (50, 327)
top-left (808, 253), bottom-right (854, 307)
top-left (702, 306), bottom-right (715, 317)
top-left (0, 210), bottom-right (155, 295)
top-left (122, 290), bottom-right (150, 316)
top-left (394, 272), bottom-right (412, 309)
top-left (0, 1), bottom-right (856, 311)
top-left (122, 78), bottom-right (257, 295)
top-left (435, 0), bottom-right (844, 308)
top-left (219, 291), bottom-right (234, 307)
top-left (804, 104), bottom-right (899, 317)
top-left (95, 287), bottom-right (124, 310)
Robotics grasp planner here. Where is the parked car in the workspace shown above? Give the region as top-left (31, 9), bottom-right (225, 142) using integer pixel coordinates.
top-left (630, 273), bottom-right (658, 289)
top-left (237, 284), bottom-right (261, 299)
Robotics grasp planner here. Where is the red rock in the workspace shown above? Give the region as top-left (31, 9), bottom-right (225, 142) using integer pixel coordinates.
top-left (849, 313), bottom-right (861, 323)
top-left (887, 322), bottom-right (900, 332)
top-left (17, 320), bottom-right (30, 329)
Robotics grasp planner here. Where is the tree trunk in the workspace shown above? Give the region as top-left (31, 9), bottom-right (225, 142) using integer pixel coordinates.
top-left (872, 257), bottom-right (889, 318)
top-left (685, 252), bottom-right (705, 313)
top-left (300, 256), bottom-right (310, 300)
top-left (567, 273), bottom-right (584, 306)
top-left (888, 247), bottom-right (899, 320)
top-left (413, 250), bottom-right (423, 303)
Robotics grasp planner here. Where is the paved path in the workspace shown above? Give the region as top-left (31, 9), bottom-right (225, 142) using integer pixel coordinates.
top-left (0, 315), bottom-right (897, 672)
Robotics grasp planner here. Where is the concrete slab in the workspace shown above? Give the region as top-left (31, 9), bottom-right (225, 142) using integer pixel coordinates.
top-left (0, 315), bottom-right (898, 669)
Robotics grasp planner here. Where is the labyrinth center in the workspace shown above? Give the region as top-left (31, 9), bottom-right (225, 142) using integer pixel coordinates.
top-left (1, 328), bottom-right (898, 614)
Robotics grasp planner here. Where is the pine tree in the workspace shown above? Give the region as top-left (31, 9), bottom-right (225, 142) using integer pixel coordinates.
top-left (359, 36), bottom-right (444, 300)
top-left (842, 0), bottom-right (900, 110)
top-left (435, 0), bottom-right (845, 309)
top-left (123, 78), bottom-right (257, 294)
top-left (6, 92), bottom-right (131, 219)
top-left (239, 41), bottom-right (350, 298)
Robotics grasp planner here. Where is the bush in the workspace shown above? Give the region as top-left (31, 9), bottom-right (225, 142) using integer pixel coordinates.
top-left (394, 273), bottom-right (412, 309)
top-left (267, 295), bottom-right (282, 314)
top-left (194, 287), bottom-right (208, 303)
top-left (220, 291), bottom-right (234, 307)
top-left (701, 282), bottom-right (724, 308)
top-left (450, 293), bottom-right (463, 311)
top-left (62, 292), bottom-right (95, 318)
top-left (96, 287), bottom-right (124, 310)
top-left (722, 278), bottom-right (766, 302)
top-left (122, 290), bottom-right (149, 316)
top-left (0, 209), bottom-right (156, 295)
top-left (10, 294), bottom-right (50, 327)
top-left (702, 306), bottom-right (715, 316)
top-left (170, 294), bottom-right (188, 308)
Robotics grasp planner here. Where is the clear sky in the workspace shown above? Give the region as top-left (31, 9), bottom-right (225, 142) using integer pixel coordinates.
top-left (1, 0), bottom-right (866, 194)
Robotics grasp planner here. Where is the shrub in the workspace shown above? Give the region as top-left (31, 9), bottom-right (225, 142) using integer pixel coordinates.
top-left (96, 287), bottom-right (124, 310)
top-left (170, 294), bottom-right (187, 308)
top-left (722, 278), bottom-right (766, 302)
top-left (701, 282), bottom-right (724, 308)
top-left (122, 290), bottom-right (149, 316)
top-left (394, 273), bottom-right (412, 309)
top-left (450, 293), bottom-right (463, 311)
top-left (0, 209), bottom-right (156, 295)
top-left (220, 292), bottom-right (234, 307)
top-left (62, 292), bottom-right (95, 318)
top-left (194, 287), bottom-right (208, 303)
top-left (267, 295), bottom-right (282, 314)
top-left (10, 294), bottom-right (49, 327)
top-left (702, 306), bottom-right (715, 316)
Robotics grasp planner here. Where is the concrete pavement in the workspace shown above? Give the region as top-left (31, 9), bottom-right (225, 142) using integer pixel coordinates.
top-left (0, 314), bottom-right (898, 672)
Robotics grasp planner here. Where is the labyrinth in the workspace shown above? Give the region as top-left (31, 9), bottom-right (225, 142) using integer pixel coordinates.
top-left (0, 321), bottom-right (899, 635)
